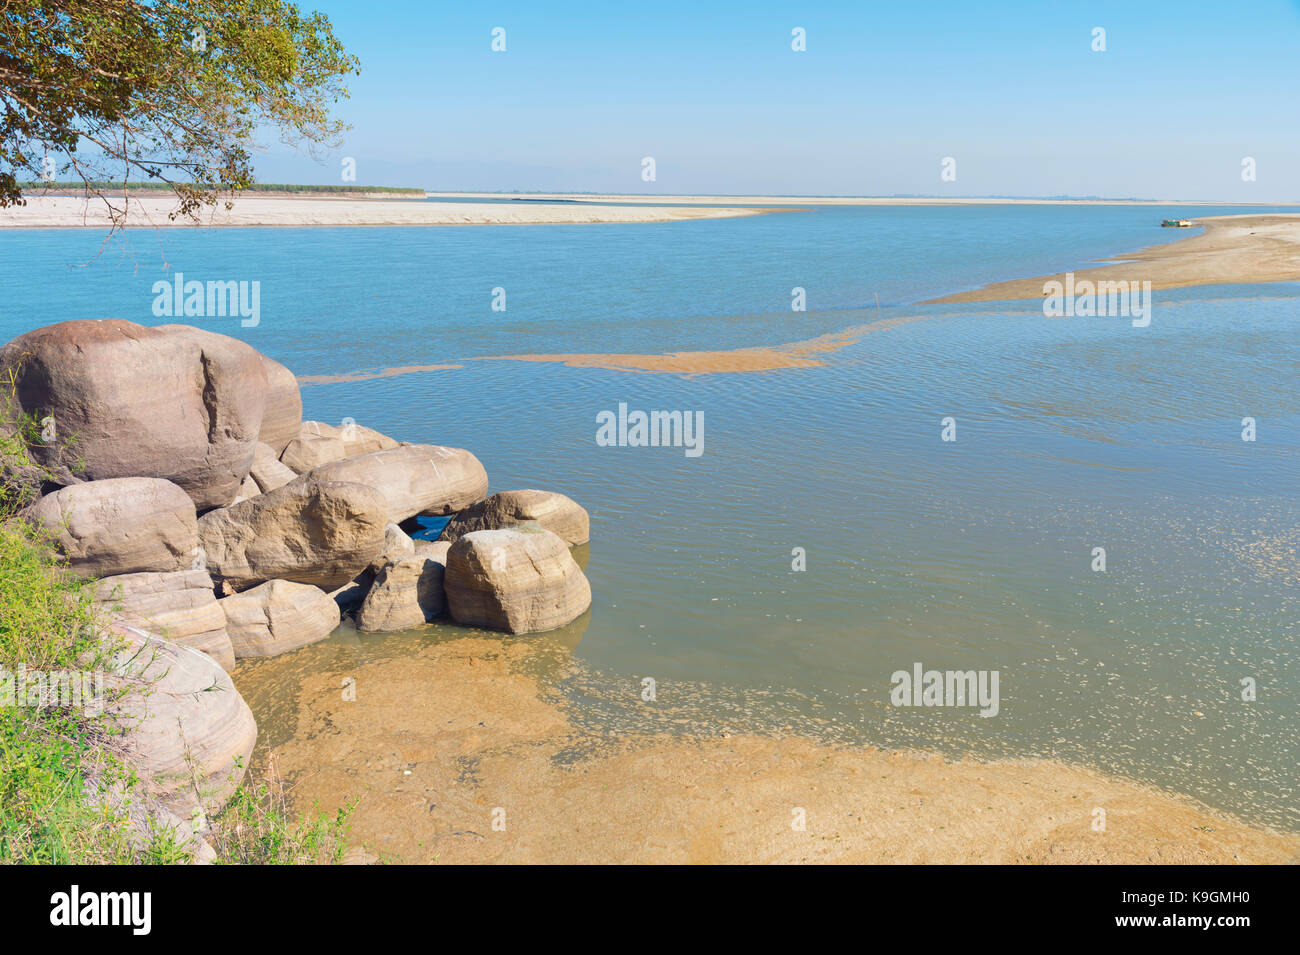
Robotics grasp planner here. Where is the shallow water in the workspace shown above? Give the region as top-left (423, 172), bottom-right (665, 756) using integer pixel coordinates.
top-left (2, 203), bottom-right (1297, 830)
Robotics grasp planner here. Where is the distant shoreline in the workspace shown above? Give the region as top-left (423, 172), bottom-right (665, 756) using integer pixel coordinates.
top-left (0, 195), bottom-right (771, 228)
top-left (426, 191), bottom-right (1300, 207)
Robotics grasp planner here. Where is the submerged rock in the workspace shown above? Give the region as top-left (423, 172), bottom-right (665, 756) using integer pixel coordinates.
top-left (94, 569), bottom-right (234, 671)
top-left (444, 526), bottom-right (591, 634)
top-left (439, 489), bottom-right (589, 547)
top-left (28, 477), bottom-right (198, 578)
top-left (220, 579), bottom-right (341, 658)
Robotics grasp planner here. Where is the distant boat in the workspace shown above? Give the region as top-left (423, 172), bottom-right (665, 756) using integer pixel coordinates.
top-left (1161, 218), bottom-right (1195, 227)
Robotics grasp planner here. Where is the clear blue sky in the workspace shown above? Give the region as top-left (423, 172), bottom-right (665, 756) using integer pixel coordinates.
top-left (253, 0), bottom-right (1300, 199)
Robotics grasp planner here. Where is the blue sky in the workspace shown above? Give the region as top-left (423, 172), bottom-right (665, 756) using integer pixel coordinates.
top-left (253, 1), bottom-right (1300, 199)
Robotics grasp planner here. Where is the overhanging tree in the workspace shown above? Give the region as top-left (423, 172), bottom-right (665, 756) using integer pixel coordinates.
top-left (0, 0), bottom-right (359, 225)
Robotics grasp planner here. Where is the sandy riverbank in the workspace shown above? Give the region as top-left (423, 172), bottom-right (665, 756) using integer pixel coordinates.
top-left (0, 195), bottom-right (769, 228)
top-left (928, 213), bottom-right (1300, 304)
top-left (237, 635), bottom-right (1300, 864)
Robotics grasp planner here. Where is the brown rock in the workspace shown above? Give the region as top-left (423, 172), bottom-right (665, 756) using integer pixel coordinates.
top-left (307, 444), bottom-right (487, 524)
top-left (279, 431), bottom-right (346, 473)
top-left (105, 622), bottom-right (256, 816)
top-left (304, 419), bottom-right (400, 457)
top-left (258, 354), bottom-right (303, 454)
top-left (220, 579), bottom-right (341, 658)
top-left (94, 569), bottom-right (234, 671)
top-left (249, 441), bottom-right (298, 493)
top-left (356, 542), bottom-right (450, 632)
top-left (439, 489), bottom-right (589, 546)
top-left (196, 476), bottom-right (387, 590)
top-left (444, 526), bottom-right (591, 634)
top-left (27, 477), bottom-right (198, 577)
top-left (0, 320), bottom-right (266, 510)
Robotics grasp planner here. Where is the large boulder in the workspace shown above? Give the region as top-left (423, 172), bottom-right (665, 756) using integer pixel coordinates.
top-left (249, 441), bottom-right (297, 493)
top-left (257, 354), bottom-right (302, 455)
top-left (307, 444), bottom-right (488, 524)
top-left (356, 542), bottom-right (450, 632)
top-left (0, 320), bottom-right (268, 510)
top-left (219, 579), bottom-right (341, 658)
top-left (94, 569), bottom-right (234, 671)
top-left (197, 476), bottom-right (387, 591)
top-left (105, 623), bottom-right (256, 816)
top-left (27, 477), bottom-right (197, 577)
top-left (439, 489), bottom-right (589, 547)
top-left (444, 526), bottom-right (591, 634)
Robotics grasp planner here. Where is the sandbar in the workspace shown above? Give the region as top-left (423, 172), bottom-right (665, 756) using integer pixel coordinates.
top-left (928, 213), bottom-right (1300, 304)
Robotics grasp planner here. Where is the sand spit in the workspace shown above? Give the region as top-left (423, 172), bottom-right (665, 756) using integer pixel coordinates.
top-left (0, 195), bottom-right (769, 228)
top-left (300, 315), bottom-right (930, 384)
top-left (243, 636), bottom-right (1300, 865)
top-left (297, 363), bottom-right (465, 385)
top-left (928, 214), bottom-right (1300, 304)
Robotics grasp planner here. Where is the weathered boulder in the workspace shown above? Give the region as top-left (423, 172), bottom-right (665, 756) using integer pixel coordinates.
top-left (277, 420), bottom-right (401, 473)
top-left (94, 569), bottom-right (234, 671)
top-left (278, 430), bottom-right (346, 473)
top-left (197, 476), bottom-right (387, 590)
top-left (307, 444), bottom-right (488, 524)
top-left (220, 579), bottom-right (341, 658)
top-left (28, 478), bottom-right (197, 577)
top-left (258, 354), bottom-right (302, 455)
top-left (0, 320), bottom-right (266, 510)
top-left (439, 489), bottom-right (589, 547)
top-left (105, 623), bottom-right (256, 815)
top-left (444, 526), bottom-right (591, 634)
top-left (306, 420), bottom-right (400, 457)
top-left (356, 542), bottom-right (450, 632)
top-left (249, 441), bottom-right (297, 493)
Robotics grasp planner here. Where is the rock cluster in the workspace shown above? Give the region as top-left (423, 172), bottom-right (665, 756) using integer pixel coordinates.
top-left (2, 319), bottom-right (594, 851)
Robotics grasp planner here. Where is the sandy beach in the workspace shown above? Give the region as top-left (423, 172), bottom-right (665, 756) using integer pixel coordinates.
top-left (0, 194), bottom-right (769, 228)
top-left (929, 213), bottom-right (1300, 304)
top-left (238, 635), bottom-right (1300, 864)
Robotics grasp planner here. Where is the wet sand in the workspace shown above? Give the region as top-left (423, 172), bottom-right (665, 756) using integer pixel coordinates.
top-left (239, 636), bottom-right (1300, 864)
top-left (0, 195), bottom-right (769, 228)
top-left (928, 214), bottom-right (1300, 304)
